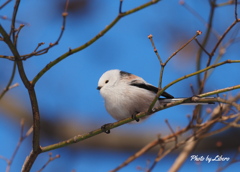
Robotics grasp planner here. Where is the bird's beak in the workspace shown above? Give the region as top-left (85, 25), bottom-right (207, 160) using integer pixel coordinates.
top-left (97, 86), bottom-right (102, 90)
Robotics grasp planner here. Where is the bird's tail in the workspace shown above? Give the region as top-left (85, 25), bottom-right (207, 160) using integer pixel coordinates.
top-left (158, 97), bottom-right (215, 105)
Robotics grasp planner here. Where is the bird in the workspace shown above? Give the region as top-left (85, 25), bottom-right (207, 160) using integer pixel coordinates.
top-left (97, 69), bottom-right (214, 133)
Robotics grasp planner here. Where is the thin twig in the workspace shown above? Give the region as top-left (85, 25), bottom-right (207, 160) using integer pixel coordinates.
top-left (10, 0), bottom-right (21, 43)
top-left (32, 0), bottom-right (161, 85)
top-left (199, 17), bottom-right (240, 94)
top-left (0, 62), bottom-right (17, 100)
top-left (165, 119), bottom-right (178, 147)
top-left (0, 15), bottom-right (30, 26)
top-left (169, 95), bottom-right (240, 172)
top-left (148, 34), bottom-right (163, 64)
top-left (111, 95), bottom-right (240, 172)
top-left (168, 137), bottom-right (197, 172)
top-left (0, 8), bottom-right (41, 172)
top-left (119, 0), bottom-right (124, 14)
top-left (166, 30), bottom-right (202, 65)
top-left (148, 31), bottom-right (201, 88)
top-left (21, 0), bottom-right (69, 60)
top-left (148, 34), bottom-right (163, 88)
top-left (41, 88), bottom-right (240, 153)
top-left (235, 0), bottom-right (238, 20)
top-left (37, 153), bottom-right (60, 172)
top-left (180, 0), bottom-right (219, 37)
top-left (0, 0), bottom-right (12, 9)
top-left (210, 20), bottom-right (239, 58)
top-left (148, 59), bottom-right (240, 112)
top-left (2, 120), bottom-right (33, 172)
top-left (194, 38), bottom-right (211, 56)
top-left (14, 24), bottom-right (24, 46)
top-left (196, 0), bottom-right (216, 90)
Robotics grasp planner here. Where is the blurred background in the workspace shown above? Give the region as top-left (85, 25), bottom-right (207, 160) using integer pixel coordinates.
top-left (0, 0), bottom-right (240, 171)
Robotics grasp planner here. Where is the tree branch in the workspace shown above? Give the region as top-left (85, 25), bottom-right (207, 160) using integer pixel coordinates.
top-left (148, 59), bottom-right (240, 111)
top-left (31, 0), bottom-right (161, 85)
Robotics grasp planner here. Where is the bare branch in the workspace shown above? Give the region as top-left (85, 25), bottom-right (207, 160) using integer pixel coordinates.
top-left (10, 0), bottom-right (20, 43)
top-left (37, 153), bottom-right (60, 172)
top-left (0, 62), bottom-right (17, 100)
top-left (32, 0), bottom-right (161, 85)
top-left (0, 120), bottom-right (33, 172)
top-left (21, 0), bottom-right (69, 60)
top-left (148, 31), bottom-right (201, 88)
top-left (119, 0), bottom-right (124, 14)
top-left (0, 0), bottom-right (12, 10)
top-left (235, 0), bottom-right (238, 20)
top-left (148, 59), bottom-right (240, 112)
top-left (196, 0), bottom-right (216, 89)
top-left (180, 0), bottom-right (219, 38)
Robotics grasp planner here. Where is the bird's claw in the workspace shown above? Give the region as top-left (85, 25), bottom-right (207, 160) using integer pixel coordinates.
top-left (132, 114), bottom-right (140, 122)
top-left (101, 123), bottom-right (112, 134)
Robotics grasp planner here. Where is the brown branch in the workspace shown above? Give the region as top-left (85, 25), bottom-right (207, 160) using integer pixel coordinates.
top-left (180, 0), bottom-right (219, 38)
top-left (10, 0), bottom-right (20, 43)
top-left (36, 153), bottom-right (60, 172)
top-left (113, 94), bottom-right (240, 172)
top-left (166, 30), bottom-right (202, 65)
top-left (21, 1), bottom-right (69, 60)
top-left (148, 59), bottom-right (240, 112)
top-left (194, 38), bottom-right (211, 56)
top-left (32, 0), bottom-right (161, 85)
top-left (0, 0), bottom-right (12, 9)
top-left (0, 120), bottom-right (32, 172)
top-left (0, 62), bottom-right (17, 100)
top-left (235, 0), bottom-right (238, 20)
top-left (210, 20), bottom-right (239, 58)
top-left (148, 31), bottom-right (201, 88)
top-left (14, 24), bottom-right (24, 45)
top-left (169, 94), bottom-right (240, 171)
top-left (0, 11), bottom-right (42, 172)
top-left (165, 119), bottom-right (178, 147)
top-left (199, 18), bottom-right (240, 94)
top-left (196, 0), bottom-right (216, 90)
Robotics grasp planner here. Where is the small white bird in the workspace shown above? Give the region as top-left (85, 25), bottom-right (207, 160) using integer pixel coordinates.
top-left (97, 69), bottom-right (213, 124)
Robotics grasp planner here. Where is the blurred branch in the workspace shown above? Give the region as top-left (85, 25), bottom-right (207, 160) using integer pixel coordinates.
top-left (1, 1), bottom-right (163, 171)
top-left (168, 94), bottom-right (240, 172)
top-left (148, 59), bottom-right (240, 112)
top-left (0, 120), bottom-right (32, 172)
top-left (36, 153), bottom-right (60, 172)
top-left (235, 0), bottom-right (238, 20)
top-left (32, 0), bottom-right (161, 85)
top-left (10, 0), bottom-right (20, 43)
top-left (112, 94), bottom-right (240, 172)
top-left (196, 0), bottom-right (216, 90)
top-left (0, 62), bottom-right (18, 100)
top-left (180, 0), bottom-right (219, 37)
top-left (0, 0), bottom-right (12, 9)
top-left (198, 2), bottom-right (240, 94)
top-left (1, 0), bottom-right (68, 61)
top-left (148, 31), bottom-right (202, 88)
top-left (0, 5), bottom-right (41, 172)
top-left (216, 0), bottom-right (240, 7)
top-left (41, 88), bottom-right (240, 153)
top-left (20, 0), bottom-right (69, 60)
top-left (168, 137), bottom-right (197, 172)
top-left (0, 15), bottom-right (30, 26)
top-left (216, 146), bottom-right (240, 172)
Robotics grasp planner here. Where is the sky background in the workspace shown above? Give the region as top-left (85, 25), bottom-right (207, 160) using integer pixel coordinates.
top-left (0, 0), bottom-right (240, 171)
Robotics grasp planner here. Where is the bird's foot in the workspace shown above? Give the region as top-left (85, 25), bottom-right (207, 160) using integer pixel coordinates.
top-left (132, 112), bottom-right (140, 122)
top-left (101, 123), bottom-right (112, 134)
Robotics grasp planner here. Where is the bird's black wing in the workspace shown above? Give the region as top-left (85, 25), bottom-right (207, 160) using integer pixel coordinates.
top-left (130, 80), bottom-right (174, 99)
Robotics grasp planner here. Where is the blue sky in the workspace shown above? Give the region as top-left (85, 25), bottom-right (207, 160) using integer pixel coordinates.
top-left (0, 0), bottom-right (240, 171)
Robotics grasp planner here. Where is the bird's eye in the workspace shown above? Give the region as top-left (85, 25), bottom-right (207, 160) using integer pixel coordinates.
top-left (105, 80), bottom-right (109, 84)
